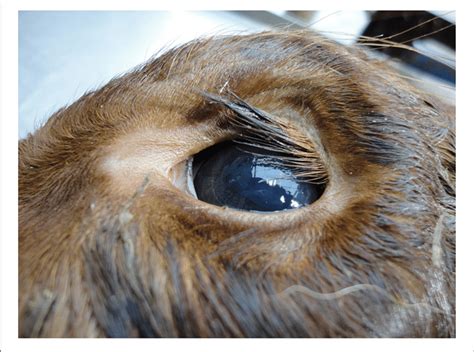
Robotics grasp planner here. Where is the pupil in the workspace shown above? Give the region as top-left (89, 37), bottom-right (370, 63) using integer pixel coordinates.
top-left (192, 141), bottom-right (325, 212)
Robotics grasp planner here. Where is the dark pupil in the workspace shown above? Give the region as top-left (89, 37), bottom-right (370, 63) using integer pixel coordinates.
top-left (192, 142), bottom-right (325, 212)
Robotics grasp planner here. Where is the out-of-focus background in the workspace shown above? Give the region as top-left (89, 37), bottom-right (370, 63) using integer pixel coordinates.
top-left (18, 11), bottom-right (455, 139)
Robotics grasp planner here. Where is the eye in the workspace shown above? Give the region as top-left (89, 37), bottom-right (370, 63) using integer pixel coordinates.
top-left (190, 141), bottom-right (326, 212)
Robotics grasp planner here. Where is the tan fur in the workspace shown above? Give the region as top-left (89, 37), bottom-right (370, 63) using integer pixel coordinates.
top-left (19, 30), bottom-right (455, 337)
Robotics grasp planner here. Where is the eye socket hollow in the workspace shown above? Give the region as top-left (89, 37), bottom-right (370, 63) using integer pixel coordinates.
top-left (191, 141), bottom-right (326, 212)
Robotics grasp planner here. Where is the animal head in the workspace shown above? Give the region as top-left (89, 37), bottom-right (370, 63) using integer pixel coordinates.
top-left (19, 30), bottom-right (455, 337)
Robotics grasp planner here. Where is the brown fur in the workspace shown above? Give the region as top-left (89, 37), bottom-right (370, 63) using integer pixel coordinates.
top-left (19, 30), bottom-right (455, 337)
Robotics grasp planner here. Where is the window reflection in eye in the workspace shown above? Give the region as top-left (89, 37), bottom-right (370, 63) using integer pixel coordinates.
top-left (191, 141), bottom-right (326, 212)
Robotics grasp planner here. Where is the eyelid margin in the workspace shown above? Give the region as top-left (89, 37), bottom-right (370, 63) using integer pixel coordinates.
top-left (201, 89), bottom-right (329, 186)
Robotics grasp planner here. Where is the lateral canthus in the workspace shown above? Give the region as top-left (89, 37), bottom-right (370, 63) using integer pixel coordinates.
top-left (19, 30), bottom-right (455, 337)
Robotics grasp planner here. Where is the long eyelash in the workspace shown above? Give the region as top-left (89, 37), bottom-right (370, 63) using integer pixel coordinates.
top-left (201, 90), bottom-right (328, 185)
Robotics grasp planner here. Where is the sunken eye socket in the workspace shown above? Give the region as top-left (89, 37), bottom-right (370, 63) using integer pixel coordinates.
top-left (191, 141), bottom-right (326, 212)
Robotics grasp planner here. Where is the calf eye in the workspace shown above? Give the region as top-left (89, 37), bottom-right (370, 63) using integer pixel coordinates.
top-left (191, 141), bottom-right (325, 212)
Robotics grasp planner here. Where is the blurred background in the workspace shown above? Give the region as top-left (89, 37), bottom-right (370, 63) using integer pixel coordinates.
top-left (18, 11), bottom-right (455, 139)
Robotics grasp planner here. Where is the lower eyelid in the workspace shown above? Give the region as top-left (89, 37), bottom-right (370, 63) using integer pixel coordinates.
top-left (182, 173), bottom-right (351, 232)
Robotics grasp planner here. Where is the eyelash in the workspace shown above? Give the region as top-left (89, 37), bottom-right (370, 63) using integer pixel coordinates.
top-left (200, 90), bottom-right (329, 185)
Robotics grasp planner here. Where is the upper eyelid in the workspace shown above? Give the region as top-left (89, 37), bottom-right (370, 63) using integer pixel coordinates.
top-left (200, 90), bottom-right (329, 185)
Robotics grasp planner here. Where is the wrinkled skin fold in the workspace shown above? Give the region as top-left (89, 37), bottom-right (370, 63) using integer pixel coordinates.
top-left (19, 30), bottom-right (455, 337)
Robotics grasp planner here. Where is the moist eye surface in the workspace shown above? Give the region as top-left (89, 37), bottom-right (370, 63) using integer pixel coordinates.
top-left (192, 141), bottom-right (326, 212)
